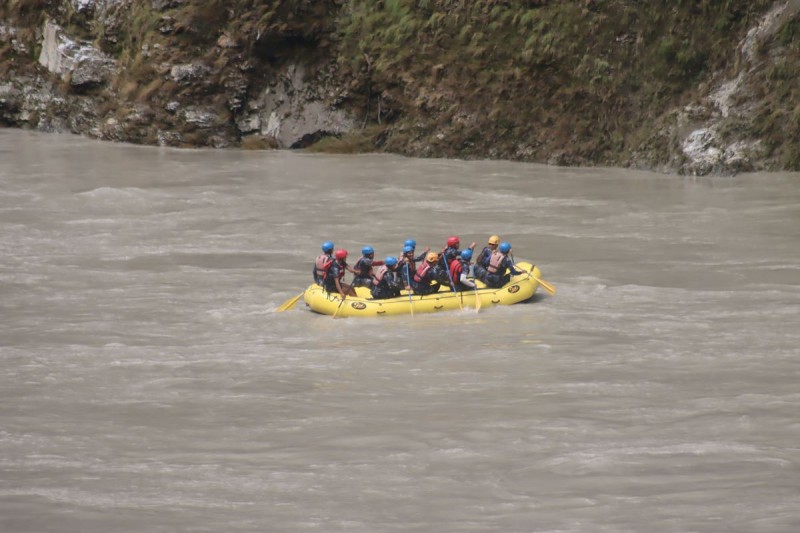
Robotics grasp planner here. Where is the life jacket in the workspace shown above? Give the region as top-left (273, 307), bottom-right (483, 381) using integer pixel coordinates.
top-left (372, 265), bottom-right (390, 286)
top-left (334, 260), bottom-right (346, 280)
top-left (414, 261), bottom-right (432, 283)
top-left (315, 253), bottom-right (333, 280)
top-left (354, 256), bottom-right (372, 278)
top-left (450, 258), bottom-right (466, 281)
top-left (401, 256), bottom-right (416, 279)
top-left (487, 251), bottom-right (505, 274)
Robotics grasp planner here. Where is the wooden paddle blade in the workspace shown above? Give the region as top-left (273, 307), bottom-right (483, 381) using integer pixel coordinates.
top-left (404, 266), bottom-right (414, 318)
top-left (534, 276), bottom-right (556, 295)
top-left (332, 297), bottom-right (345, 319)
top-left (277, 293), bottom-right (303, 312)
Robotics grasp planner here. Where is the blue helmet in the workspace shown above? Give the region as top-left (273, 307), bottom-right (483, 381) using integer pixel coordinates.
top-left (322, 241), bottom-right (334, 253)
top-left (385, 256), bottom-right (398, 267)
top-left (404, 239), bottom-right (416, 249)
top-left (460, 249), bottom-right (473, 261)
top-left (402, 245), bottom-right (414, 254)
top-left (499, 242), bottom-right (511, 253)
top-left (362, 245), bottom-right (374, 256)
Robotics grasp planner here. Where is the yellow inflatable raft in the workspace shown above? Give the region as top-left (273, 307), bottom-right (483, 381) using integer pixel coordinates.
top-left (303, 260), bottom-right (543, 317)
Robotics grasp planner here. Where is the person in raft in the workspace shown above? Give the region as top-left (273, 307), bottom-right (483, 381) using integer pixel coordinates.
top-left (473, 235), bottom-right (500, 282)
top-left (313, 241), bottom-right (335, 285)
top-left (400, 239), bottom-right (430, 263)
top-left (411, 252), bottom-right (442, 296)
top-left (397, 245), bottom-right (419, 288)
top-left (439, 236), bottom-right (476, 271)
top-left (482, 242), bottom-right (523, 288)
top-left (324, 249), bottom-right (357, 298)
top-left (450, 249), bottom-right (477, 292)
top-left (351, 246), bottom-right (384, 287)
top-left (370, 256), bottom-right (404, 300)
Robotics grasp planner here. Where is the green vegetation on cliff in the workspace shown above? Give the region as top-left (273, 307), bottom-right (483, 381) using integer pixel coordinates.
top-left (333, 0), bottom-right (774, 166)
top-left (740, 15), bottom-right (800, 168)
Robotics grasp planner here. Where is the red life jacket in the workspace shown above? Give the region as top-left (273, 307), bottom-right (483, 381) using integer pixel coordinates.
top-left (487, 251), bottom-right (504, 274)
top-left (450, 259), bottom-right (465, 281)
top-left (414, 261), bottom-right (431, 283)
top-left (315, 254), bottom-right (333, 279)
top-left (372, 265), bottom-right (390, 286)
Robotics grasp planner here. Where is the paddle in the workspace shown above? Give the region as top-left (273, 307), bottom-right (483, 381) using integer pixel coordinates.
top-left (332, 295), bottom-right (345, 319)
top-left (442, 252), bottom-right (463, 311)
top-left (472, 271), bottom-right (481, 312)
top-left (404, 263), bottom-right (414, 317)
top-left (513, 253), bottom-right (556, 296)
top-left (534, 275), bottom-right (557, 295)
top-left (277, 292), bottom-right (303, 312)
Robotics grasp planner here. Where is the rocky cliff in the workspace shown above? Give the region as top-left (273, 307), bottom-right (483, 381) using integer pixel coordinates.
top-left (1, 0), bottom-right (799, 175)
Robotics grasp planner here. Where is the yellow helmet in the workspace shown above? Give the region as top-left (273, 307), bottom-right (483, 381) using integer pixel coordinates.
top-left (488, 235), bottom-right (500, 245)
top-left (426, 252), bottom-right (439, 263)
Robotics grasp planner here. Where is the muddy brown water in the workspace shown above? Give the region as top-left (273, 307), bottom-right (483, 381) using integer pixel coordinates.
top-left (2, 129), bottom-right (799, 532)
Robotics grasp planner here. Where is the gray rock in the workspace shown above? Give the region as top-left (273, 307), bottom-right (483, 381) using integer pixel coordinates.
top-left (246, 63), bottom-right (355, 148)
top-left (0, 24), bottom-right (29, 55)
top-left (181, 107), bottom-right (218, 128)
top-left (0, 85), bottom-right (24, 112)
top-left (681, 129), bottom-right (722, 176)
top-left (152, 0), bottom-right (186, 11)
top-left (157, 130), bottom-right (183, 146)
top-left (71, 0), bottom-right (95, 14)
top-left (170, 63), bottom-right (211, 84)
top-left (236, 114), bottom-right (261, 134)
top-left (38, 20), bottom-right (116, 87)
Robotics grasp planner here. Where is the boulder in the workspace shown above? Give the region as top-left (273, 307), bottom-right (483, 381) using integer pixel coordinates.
top-left (38, 20), bottom-right (116, 87)
top-left (248, 63), bottom-right (355, 148)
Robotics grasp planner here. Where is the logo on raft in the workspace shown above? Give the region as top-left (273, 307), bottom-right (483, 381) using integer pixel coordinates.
top-left (350, 302), bottom-right (367, 310)
top-left (507, 285), bottom-right (520, 294)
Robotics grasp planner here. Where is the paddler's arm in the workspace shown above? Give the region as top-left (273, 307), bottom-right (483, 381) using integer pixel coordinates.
top-left (459, 271), bottom-right (476, 288)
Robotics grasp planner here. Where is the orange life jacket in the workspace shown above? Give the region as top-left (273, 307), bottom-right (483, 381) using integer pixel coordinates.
top-left (487, 251), bottom-right (504, 274)
top-left (372, 265), bottom-right (390, 286)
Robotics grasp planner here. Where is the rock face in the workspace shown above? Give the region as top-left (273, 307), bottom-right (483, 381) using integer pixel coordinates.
top-left (0, 85), bottom-right (23, 114)
top-left (662, 1), bottom-right (800, 175)
top-left (38, 20), bottom-right (117, 88)
top-left (2, 3), bottom-right (356, 149)
top-left (238, 64), bottom-right (355, 148)
top-left (1, 2), bottom-right (798, 174)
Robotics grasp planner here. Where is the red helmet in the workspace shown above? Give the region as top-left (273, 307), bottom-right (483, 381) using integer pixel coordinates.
top-left (446, 236), bottom-right (460, 247)
top-left (335, 249), bottom-right (348, 260)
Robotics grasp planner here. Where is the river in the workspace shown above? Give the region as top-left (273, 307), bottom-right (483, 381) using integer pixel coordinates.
top-left (1, 129), bottom-right (799, 532)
